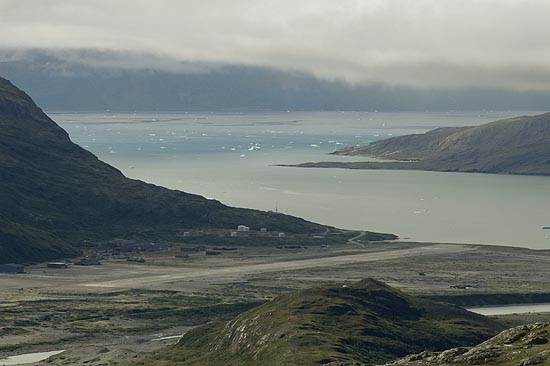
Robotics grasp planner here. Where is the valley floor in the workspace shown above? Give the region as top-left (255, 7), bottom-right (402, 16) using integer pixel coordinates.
top-left (1, 240), bottom-right (550, 365)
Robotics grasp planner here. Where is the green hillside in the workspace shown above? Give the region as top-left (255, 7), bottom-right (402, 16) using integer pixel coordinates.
top-left (138, 279), bottom-right (503, 366)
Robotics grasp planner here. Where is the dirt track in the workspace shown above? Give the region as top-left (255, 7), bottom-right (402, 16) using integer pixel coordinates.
top-left (82, 244), bottom-right (471, 289)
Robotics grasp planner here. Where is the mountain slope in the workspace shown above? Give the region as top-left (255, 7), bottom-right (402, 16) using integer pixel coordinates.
top-left (138, 279), bottom-right (503, 366)
top-left (332, 113), bottom-right (550, 175)
top-left (0, 77), bottom-right (394, 263)
top-left (389, 322), bottom-right (550, 366)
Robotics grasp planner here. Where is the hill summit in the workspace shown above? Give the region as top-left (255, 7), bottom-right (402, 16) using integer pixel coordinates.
top-left (139, 279), bottom-right (503, 366)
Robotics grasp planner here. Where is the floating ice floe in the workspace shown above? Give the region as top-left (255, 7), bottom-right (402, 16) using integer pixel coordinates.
top-left (240, 154), bottom-right (246, 158)
top-left (310, 144), bottom-right (320, 148)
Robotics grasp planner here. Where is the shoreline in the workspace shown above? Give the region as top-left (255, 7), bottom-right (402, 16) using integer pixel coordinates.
top-left (276, 160), bottom-right (550, 177)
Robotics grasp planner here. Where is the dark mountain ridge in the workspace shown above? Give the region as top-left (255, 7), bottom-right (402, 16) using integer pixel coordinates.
top-left (0, 77), bottom-right (394, 263)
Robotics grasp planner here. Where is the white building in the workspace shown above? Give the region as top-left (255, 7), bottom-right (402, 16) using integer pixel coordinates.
top-left (237, 225), bottom-right (250, 232)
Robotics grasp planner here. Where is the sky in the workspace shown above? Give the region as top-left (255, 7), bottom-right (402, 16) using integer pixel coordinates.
top-left (1, 0), bottom-right (550, 91)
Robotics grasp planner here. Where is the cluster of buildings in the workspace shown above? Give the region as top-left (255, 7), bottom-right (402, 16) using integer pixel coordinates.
top-left (177, 245), bottom-right (223, 258)
top-left (1, 224), bottom-right (292, 273)
top-left (230, 225), bottom-right (285, 238)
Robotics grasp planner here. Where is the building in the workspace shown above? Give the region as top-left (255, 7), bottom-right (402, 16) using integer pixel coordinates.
top-left (112, 254), bottom-right (130, 260)
top-left (260, 228), bottom-right (267, 233)
top-left (278, 232), bottom-right (286, 238)
top-left (127, 257), bottom-right (145, 263)
top-left (277, 245), bottom-right (301, 249)
top-left (0, 264), bottom-right (25, 274)
top-left (230, 231), bottom-right (238, 237)
top-left (181, 246), bottom-right (206, 253)
top-left (47, 262), bottom-right (68, 269)
top-left (75, 256), bottom-right (101, 266)
top-left (183, 232), bottom-right (190, 237)
top-left (237, 225), bottom-right (250, 232)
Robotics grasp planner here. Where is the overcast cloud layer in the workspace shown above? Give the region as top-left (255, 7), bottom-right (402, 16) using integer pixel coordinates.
top-left (1, 0), bottom-right (550, 90)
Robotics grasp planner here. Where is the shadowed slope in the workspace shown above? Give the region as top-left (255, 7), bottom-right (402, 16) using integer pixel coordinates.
top-left (1, 77), bottom-right (392, 263)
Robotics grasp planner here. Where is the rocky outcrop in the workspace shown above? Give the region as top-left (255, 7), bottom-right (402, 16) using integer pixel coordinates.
top-left (389, 322), bottom-right (550, 366)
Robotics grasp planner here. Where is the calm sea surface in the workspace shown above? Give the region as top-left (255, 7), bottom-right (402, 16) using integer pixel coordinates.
top-left (49, 111), bottom-right (550, 249)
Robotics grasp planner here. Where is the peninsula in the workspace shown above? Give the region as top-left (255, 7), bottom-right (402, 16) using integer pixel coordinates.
top-left (282, 113), bottom-right (550, 176)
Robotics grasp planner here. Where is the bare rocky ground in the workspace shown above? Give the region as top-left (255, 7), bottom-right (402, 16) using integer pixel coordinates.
top-left (1, 240), bottom-right (550, 365)
top-left (389, 322), bottom-right (550, 366)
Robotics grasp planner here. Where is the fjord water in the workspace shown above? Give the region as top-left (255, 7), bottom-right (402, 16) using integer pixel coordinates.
top-left (468, 304), bottom-right (550, 316)
top-left (51, 111), bottom-right (550, 249)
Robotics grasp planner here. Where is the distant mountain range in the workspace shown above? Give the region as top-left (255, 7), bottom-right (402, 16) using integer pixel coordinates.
top-left (287, 113), bottom-right (550, 176)
top-left (137, 279), bottom-right (503, 366)
top-left (0, 77), bottom-right (396, 264)
top-left (2, 50), bottom-right (550, 111)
